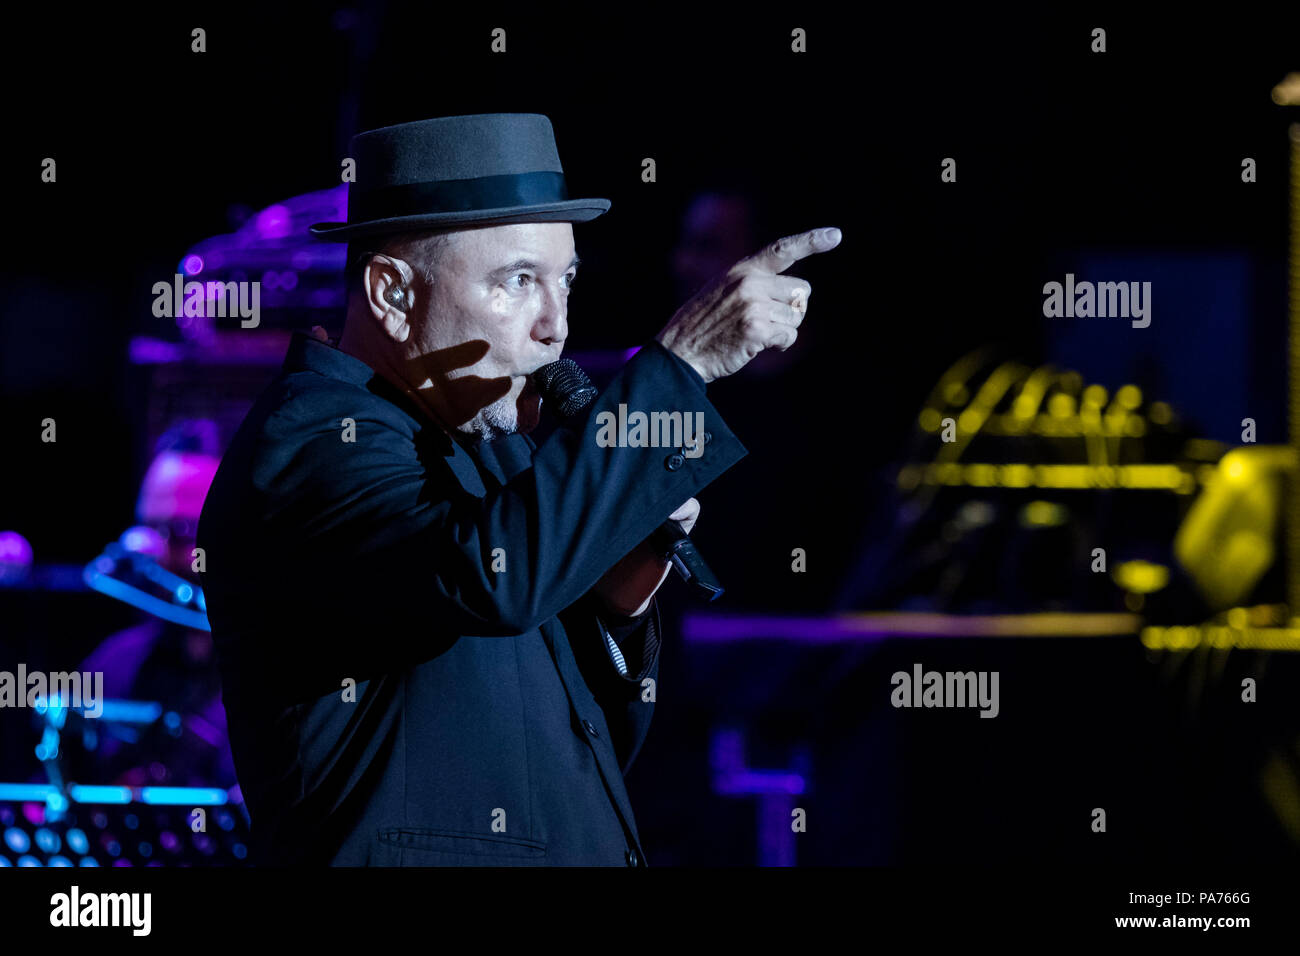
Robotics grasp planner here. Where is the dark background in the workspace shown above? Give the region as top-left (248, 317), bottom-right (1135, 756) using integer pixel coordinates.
top-left (2, 4), bottom-right (1299, 864)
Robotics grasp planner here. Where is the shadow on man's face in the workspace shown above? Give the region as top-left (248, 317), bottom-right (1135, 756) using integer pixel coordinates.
top-left (399, 337), bottom-right (535, 431)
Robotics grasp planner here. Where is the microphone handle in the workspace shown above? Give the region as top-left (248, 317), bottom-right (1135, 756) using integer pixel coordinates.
top-left (648, 519), bottom-right (725, 602)
top-left (533, 358), bottom-right (724, 602)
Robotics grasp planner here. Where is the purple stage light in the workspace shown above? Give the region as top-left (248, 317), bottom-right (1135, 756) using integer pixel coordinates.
top-left (129, 338), bottom-right (185, 365)
top-left (0, 531), bottom-right (33, 583)
top-left (684, 611), bottom-right (1142, 642)
top-left (255, 204), bottom-right (292, 239)
top-left (0, 531), bottom-right (33, 563)
top-left (712, 771), bottom-right (807, 795)
top-left (183, 255), bottom-right (203, 275)
top-left (119, 525), bottom-right (166, 558)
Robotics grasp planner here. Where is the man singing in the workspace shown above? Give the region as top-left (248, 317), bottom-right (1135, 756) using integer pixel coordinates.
top-left (197, 113), bottom-right (840, 865)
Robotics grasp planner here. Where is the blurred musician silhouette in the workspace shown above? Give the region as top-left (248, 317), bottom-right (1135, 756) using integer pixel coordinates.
top-left (70, 421), bottom-right (236, 791)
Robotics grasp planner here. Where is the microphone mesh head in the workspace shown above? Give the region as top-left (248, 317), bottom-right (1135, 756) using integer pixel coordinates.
top-left (532, 359), bottom-right (598, 419)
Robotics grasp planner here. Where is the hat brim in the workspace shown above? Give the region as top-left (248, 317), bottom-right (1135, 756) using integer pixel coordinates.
top-left (309, 198), bottom-right (610, 241)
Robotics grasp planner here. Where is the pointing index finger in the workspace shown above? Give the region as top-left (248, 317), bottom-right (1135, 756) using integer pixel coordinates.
top-left (745, 227), bottom-right (843, 274)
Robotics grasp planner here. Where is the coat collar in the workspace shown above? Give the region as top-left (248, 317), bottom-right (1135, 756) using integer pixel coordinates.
top-left (284, 329), bottom-right (376, 386)
top-left (283, 331), bottom-right (534, 499)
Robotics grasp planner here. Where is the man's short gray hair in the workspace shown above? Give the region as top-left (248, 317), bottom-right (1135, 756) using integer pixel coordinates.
top-left (345, 230), bottom-right (456, 291)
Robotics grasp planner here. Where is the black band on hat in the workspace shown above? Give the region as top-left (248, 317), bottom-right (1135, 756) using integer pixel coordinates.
top-left (349, 170), bottom-right (570, 224)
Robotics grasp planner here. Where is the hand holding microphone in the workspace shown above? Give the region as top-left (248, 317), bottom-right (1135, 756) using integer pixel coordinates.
top-left (531, 359), bottom-right (725, 602)
top-left (591, 498), bottom-right (701, 616)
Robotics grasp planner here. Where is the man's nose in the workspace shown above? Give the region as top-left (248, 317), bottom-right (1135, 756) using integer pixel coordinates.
top-left (533, 281), bottom-right (568, 347)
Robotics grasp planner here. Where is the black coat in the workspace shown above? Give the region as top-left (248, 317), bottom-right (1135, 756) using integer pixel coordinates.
top-left (196, 332), bottom-right (745, 865)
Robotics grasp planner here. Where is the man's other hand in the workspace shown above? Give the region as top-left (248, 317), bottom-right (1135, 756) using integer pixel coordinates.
top-left (593, 498), bottom-right (700, 618)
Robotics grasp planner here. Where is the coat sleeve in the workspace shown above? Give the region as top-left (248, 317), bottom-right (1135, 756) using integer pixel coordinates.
top-left (210, 341), bottom-right (745, 673)
top-left (560, 591), bottom-right (662, 775)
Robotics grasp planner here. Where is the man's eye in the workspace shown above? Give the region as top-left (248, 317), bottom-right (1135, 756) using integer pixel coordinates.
top-left (563, 272), bottom-right (577, 289)
top-left (508, 274), bottom-right (533, 289)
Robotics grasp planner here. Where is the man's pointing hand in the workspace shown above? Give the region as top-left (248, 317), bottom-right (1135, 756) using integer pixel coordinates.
top-left (655, 226), bottom-right (842, 384)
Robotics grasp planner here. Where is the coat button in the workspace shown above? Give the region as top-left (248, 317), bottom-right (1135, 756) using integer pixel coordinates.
top-left (625, 847), bottom-right (641, 866)
top-left (582, 719), bottom-right (599, 737)
top-left (665, 453), bottom-right (684, 471)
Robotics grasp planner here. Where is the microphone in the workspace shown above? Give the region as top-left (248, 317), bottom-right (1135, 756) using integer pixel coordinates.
top-left (532, 358), bottom-right (725, 602)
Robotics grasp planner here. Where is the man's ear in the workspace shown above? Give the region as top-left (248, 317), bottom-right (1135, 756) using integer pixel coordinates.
top-left (363, 254), bottom-right (416, 343)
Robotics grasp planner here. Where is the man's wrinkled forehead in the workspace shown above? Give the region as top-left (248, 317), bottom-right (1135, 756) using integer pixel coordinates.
top-left (449, 221), bottom-right (576, 268)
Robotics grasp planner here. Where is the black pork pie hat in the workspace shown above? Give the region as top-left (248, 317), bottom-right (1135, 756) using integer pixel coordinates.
top-left (309, 113), bottom-right (610, 241)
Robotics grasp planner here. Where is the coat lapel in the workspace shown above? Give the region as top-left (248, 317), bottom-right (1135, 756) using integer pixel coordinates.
top-left (540, 614), bottom-right (645, 856)
top-left (465, 431), bottom-right (645, 857)
top-left (466, 432), bottom-right (533, 486)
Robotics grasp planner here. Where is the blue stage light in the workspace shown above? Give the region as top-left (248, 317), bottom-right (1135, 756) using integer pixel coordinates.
top-left (68, 785), bottom-right (131, 804)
